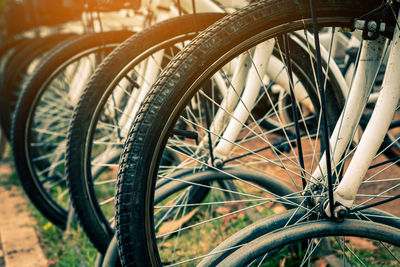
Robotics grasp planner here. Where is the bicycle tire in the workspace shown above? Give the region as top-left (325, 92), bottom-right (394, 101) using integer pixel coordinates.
top-left (0, 34), bottom-right (76, 139)
top-left (218, 219), bottom-right (400, 266)
top-left (0, 128), bottom-right (6, 159)
top-left (199, 207), bottom-right (400, 266)
top-left (0, 38), bottom-right (33, 83)
top-left (0, 38), bottom-right (32, 139)
top-left (0, 38), bottom-right (36, 136)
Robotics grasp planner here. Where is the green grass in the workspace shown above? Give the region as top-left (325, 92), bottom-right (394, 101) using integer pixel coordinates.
top-left (30, 206), bottom-right (98, 267)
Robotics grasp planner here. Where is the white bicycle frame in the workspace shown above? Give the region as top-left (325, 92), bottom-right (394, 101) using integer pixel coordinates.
top-left (206, 8), bottom-right (400, 213)
top-left (331, 12), bottom-right (400, 209)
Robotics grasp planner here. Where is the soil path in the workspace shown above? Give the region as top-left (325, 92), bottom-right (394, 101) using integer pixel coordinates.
top-left (0, 161), bottom-right (47, 267)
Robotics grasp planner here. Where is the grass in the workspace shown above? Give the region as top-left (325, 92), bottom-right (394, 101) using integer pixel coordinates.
top-left (0, 147), bottom-right (98, 267)
top-left (30, 206), bottom-right (98, 267)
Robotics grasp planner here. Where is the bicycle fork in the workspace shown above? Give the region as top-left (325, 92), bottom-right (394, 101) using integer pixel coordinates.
top-left (324, 10), bottom-right (400, 217)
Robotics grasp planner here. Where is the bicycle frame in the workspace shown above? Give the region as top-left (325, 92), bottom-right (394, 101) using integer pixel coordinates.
top-left (311, 36), bottom-right (387, 186)
top-left (331, 10), bottom-right (400, 210)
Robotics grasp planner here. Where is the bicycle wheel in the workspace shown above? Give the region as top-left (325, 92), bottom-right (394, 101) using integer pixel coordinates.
top-left (115, 0), bottom-right (395, 266)
top-left (11, 31), bottom-right (133, 228)
top-left (0, 34), bottom-right (76, 139)
top-left (218, 219), bottom-right (400, 266)
top-left (199, 208), bottom-right (400, 266)
top-left (66, 13), bottom-right (227, 253)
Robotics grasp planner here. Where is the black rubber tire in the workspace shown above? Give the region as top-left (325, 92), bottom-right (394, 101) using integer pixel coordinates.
top-left (0, 128), bottom-right (6, 159)
top-left (0, 38), bottom-right (37, 79)
top-left (115, 1), bottom-right (381, 266)
top-left (0, 38), bottom-right (33, 83)
top-left (101, 235), bottom-right (121, 267)
top-left (0, 38), bottom-right (31, 61)
top-left (199, 207), bottom-right (400, 266)
top-left (11, 31), bottom-right (134, 228)
top-left (0, 38), bottom-right (30, 142)
top-left (0, 34), bottom-right (76, 139)
top-left (66, 13), bottom-right (226, 253)
top-left (0, 38), bottom-right (37, 137)
top-left (218, 219), bottom-right (400, 266)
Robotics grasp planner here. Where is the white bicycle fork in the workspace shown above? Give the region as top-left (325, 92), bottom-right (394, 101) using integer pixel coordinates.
top-left (332, 11), bottom-right (400, 209)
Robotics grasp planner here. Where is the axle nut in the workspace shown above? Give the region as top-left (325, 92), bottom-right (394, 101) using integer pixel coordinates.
top-left (214, 158), bottom-right (224, 169)
top-left (333, 205), bottom-right (348, 221)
